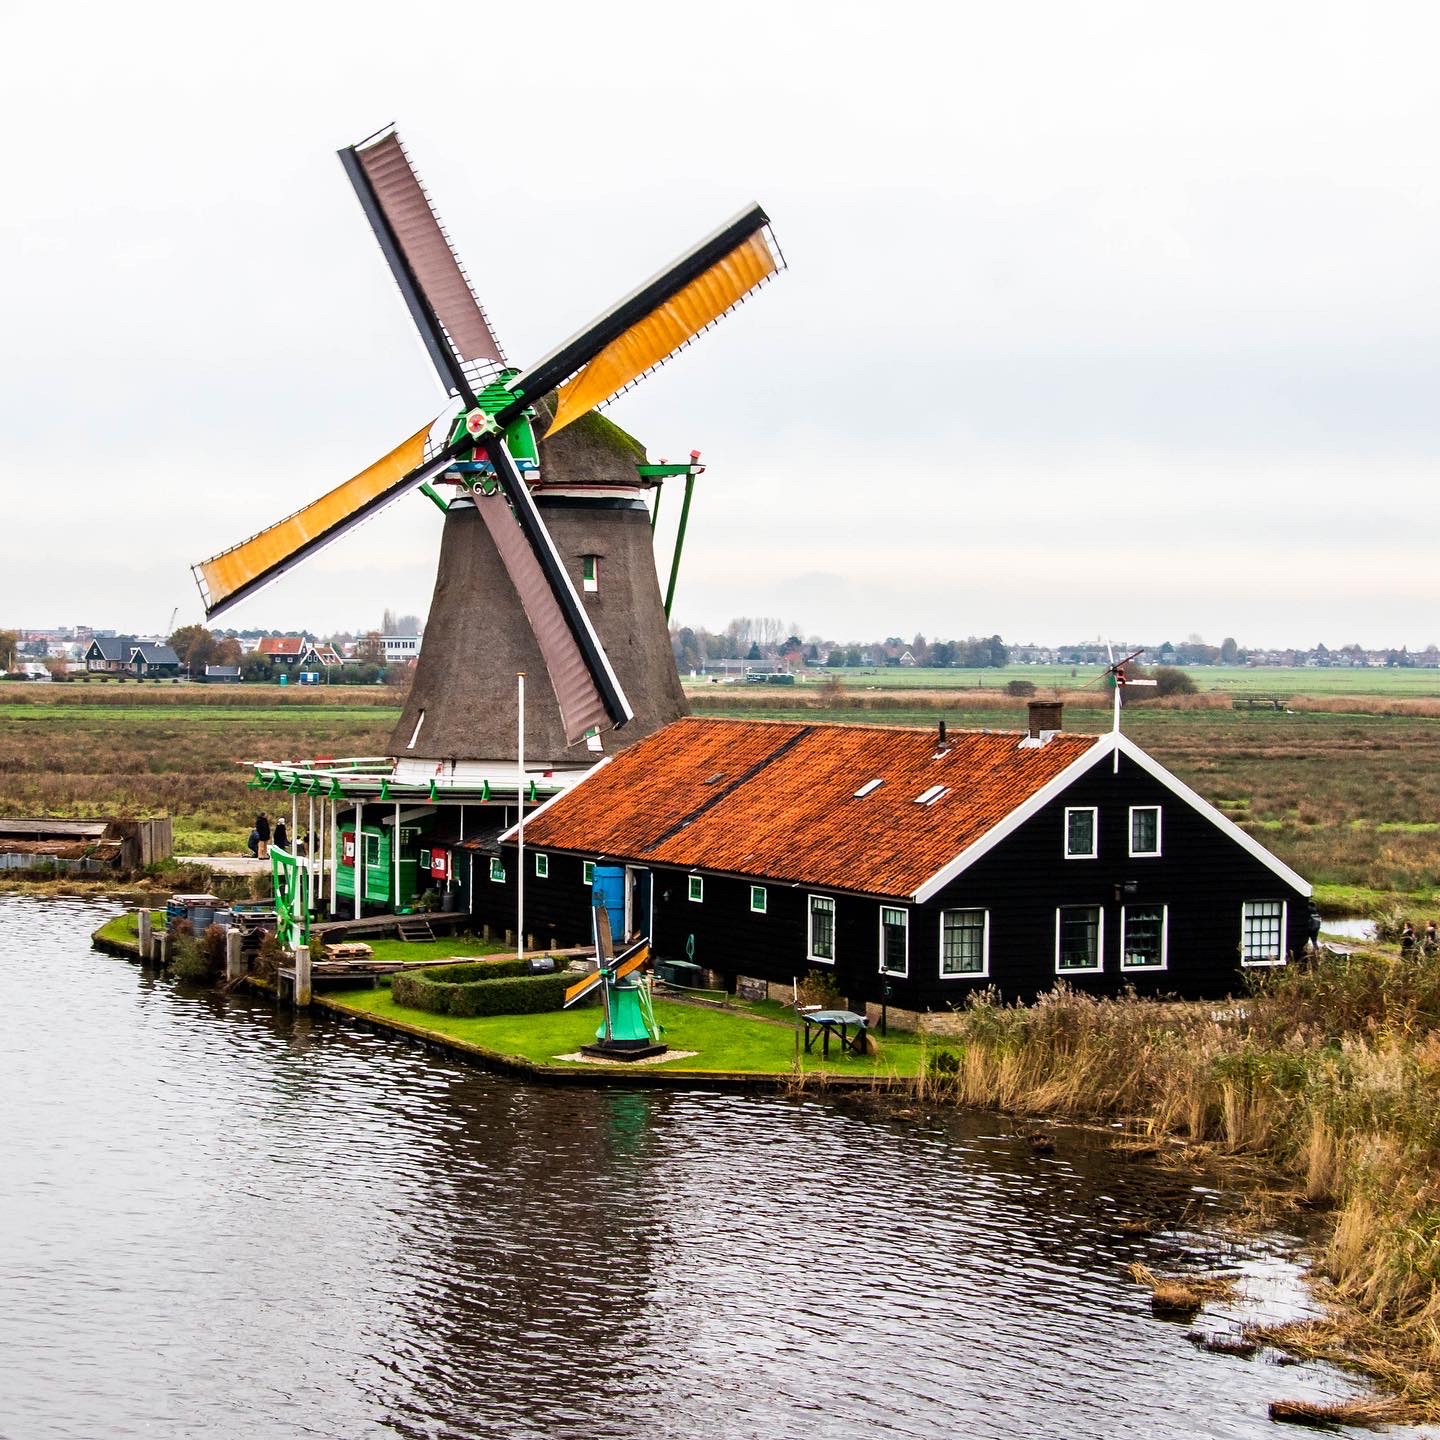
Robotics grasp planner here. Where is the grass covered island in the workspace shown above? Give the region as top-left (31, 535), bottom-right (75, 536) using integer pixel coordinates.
top-left (325, 985), bottom-right (926, 1083)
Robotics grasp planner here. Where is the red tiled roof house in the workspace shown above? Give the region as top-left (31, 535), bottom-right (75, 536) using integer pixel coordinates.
top-left (492, 706), bottom-right (1310, 1012)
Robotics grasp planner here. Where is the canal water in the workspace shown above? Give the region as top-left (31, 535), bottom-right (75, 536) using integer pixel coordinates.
top-left (0, 898), bottom-right (1380, 1439)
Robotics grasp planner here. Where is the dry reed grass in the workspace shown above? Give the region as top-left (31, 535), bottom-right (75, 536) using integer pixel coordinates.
top-left (1128, 1261), bottom-right (1238, 1316)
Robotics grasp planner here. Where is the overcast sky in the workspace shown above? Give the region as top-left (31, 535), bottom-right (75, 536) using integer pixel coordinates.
top-left (3, 1), bottom-right (1438, 648)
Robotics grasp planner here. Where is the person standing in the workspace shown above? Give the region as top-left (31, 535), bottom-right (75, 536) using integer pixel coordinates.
top-left (274, 817), bottom-right (289, 853)
top-left (255, 812), bottom-right (270, 859)
top-left (1305, 900), bottom-right (1323, 958)
top-left (1400, 920), bottom-right (1417, 955)
top-left (1425, 921), bottom-right (1438, 956)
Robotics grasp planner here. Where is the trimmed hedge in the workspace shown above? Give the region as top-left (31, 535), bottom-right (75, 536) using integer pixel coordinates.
top-left (392, 958), bottom-right (575, 1017)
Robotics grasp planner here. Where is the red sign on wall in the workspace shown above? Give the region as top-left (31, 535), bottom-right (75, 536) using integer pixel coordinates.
top-left (341, 831), bottom-right (356, 867)
top-left (430, 847), bottom-right (449, 880)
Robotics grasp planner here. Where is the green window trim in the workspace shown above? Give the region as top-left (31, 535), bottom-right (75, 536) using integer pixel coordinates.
top-left (582, 860), bottom-right (595, 886)
top-left (688, 874), bottom-right (704, 903)
top-left (534, 852), bottom-right (549, 878)
top-left (750, 885), bottom-right (767, 914)
top-left (489, 856), bottom-right (506, 884)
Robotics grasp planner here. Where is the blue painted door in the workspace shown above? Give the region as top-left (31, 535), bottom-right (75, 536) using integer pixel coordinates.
top-left (592, 865), bottom-right (626, 946)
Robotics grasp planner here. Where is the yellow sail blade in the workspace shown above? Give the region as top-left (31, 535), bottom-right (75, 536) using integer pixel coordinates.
top-left (548, 229), bottom-right (779, 436)
top-left (194, 423), bottom-right (432, 615)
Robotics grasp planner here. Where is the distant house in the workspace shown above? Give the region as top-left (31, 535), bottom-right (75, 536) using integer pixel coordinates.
top-left (381, 635), bottom-right (422, 661)
top-left (129, 643), bottom-right (181, 678)
top-left (256, 637), bottom-right (307, 667)
top-left (203, 665), bottom-right (242, 682)
top-left (494, 706), bottom-right (1311, 1014)
top-left (298, 643), bottom-right (344, 670)
top-left (84, 637), bottom-right (136, 673)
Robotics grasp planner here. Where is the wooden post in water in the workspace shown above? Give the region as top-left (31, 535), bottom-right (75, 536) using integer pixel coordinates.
top-left (137, 908), bottom-right (152, 963)
top-left (154, 931), bottom-right (170, 969)
top-left (225, 927), bottom-right (243, 984)
top-left (293, 944), bottom-right (311, 1007)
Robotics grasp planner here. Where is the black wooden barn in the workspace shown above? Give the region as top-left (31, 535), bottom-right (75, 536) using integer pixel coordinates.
top-left (484, 706), bottom-right (1311, 1012)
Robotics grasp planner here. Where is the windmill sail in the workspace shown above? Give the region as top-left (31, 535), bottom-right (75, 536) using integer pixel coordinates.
top-left (474, 484), bottom-right (631, 743)
top-left (517, 205), bottom-right (783, 436)
top-left (341, 129), bottom-right (506, 397)
top-left (192, 421), bottom-right (437, 617)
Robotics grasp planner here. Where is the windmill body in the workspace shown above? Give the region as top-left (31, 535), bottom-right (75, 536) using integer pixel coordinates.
top-left (391, 406), bottom-right (686, 771)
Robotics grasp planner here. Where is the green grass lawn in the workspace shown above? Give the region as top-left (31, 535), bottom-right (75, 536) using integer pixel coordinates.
top-left (357, 935), bottom-right (510, 963)
top-left (328, 988), bottom-right (927, 1077)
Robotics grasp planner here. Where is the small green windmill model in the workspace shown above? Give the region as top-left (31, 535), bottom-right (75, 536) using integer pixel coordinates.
top-left (562, 904), bottom-right (665, 1059)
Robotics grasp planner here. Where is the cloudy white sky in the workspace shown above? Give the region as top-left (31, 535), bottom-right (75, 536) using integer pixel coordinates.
top-left (3, 1), bottom-right (1438, 648)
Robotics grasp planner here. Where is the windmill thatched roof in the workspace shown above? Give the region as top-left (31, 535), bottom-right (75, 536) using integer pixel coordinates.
top-left (531, 396), bottom-right (646, 488)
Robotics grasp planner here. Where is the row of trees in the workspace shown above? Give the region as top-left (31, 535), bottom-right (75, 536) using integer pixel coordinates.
top-left (669, 622), bottom-right (1011, 672)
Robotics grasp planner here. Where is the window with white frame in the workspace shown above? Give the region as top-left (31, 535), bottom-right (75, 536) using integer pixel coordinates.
top-left (582, 860), bottom-right (595, 886)
top-left (750, 885), bottom-right (767, 914)
top-left (808, 894), bottom-right (835, 963)
top-left (534, 852), bottom-right (548, 878)
top-left (1056, 905), bottom-right (1103, 971)
top-left (1129, 806), bottom-right (1161, 857)
top-left (1065, 807), bottom-right (1097, 859)
top-left (582, 556), bottom-right (598, 593)
top-left (489, 856), bottom-right (505, 883)
top-left (940, 909), bottom-right (988, 977)
top-left (1121, 905), bottom-right (1166, 969)
top-left (1241, 900), bottom-right (1286, 965)
top-left (419, 847), bottom-right (432, 870)
top-left (688, 874), bottom-right (704, 903)
top-left (362, 832), bottom-right (380, 869)
top-left (880, 906), bottom-right (909, 975)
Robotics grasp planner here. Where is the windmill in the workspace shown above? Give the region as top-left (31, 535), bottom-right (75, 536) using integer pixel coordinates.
top-left (193, 126), bottom-right (784, 769)
top-left (561, 901), bottom-right (665, 1061)
top-left (1096, 642), bottom-right (1157, 770)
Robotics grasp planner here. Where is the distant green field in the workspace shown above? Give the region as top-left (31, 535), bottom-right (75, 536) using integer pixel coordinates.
top-left (685, 665), bottom-right (1440, 698)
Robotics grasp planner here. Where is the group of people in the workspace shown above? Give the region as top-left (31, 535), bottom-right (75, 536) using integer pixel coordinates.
top-left (1399, 920), bottom-right (1439, 956)
top-left (245, 813), bottom-right (298, 859)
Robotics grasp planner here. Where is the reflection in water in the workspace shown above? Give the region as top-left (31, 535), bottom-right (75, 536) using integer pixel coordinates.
top-left (0, 898), bottom-right (1373, 1440)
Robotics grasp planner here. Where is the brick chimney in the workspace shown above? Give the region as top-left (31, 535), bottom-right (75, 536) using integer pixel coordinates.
top-left (1027, 700), bottom-right (1063, 742)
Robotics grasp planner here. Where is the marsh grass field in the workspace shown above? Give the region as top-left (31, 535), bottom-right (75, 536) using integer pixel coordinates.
top-left (5, 673), bottom-right (1440, 910)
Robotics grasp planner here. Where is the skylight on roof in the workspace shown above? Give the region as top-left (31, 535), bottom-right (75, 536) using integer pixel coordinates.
top-left (915, 785), bottom-right (948, 805)
top-left (853, 778), bottom-right (884, 798)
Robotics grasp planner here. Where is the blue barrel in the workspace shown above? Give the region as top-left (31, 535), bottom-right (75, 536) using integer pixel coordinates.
top-left (211, 909), bottom-right (233, 931)
top-left (592, 865), bottom-right (626, 944)
top-left (191, 905), bottom-right (215, 932)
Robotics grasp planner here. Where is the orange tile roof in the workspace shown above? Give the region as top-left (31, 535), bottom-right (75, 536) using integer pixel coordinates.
top-left (257, 636), bottom-right (305, 656)
top-left (521, 717), bottom-right (1099, 897)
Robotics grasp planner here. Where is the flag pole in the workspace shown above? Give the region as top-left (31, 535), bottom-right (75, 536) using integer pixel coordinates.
top-left (517, 672), bottom-right (525, 962)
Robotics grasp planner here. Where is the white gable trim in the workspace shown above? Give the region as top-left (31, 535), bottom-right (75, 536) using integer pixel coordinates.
top-left (1109, 733), bottom-right (1311, 896)
top-left (911, 731), bottom-right (1311, 903)
top-left (912, 737), bottom-right (1115, 903)
top-left (497, 755), bottom-right (613, 845)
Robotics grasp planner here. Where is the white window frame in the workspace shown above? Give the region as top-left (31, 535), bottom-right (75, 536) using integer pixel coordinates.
top-left (362, 832), bottom-right (381, 869)
top-left (879, 905), bottom-right (909, 977)
top-left (1241, 899), bottom-right (1288, 967)
top-left (1129, 805), bottom-right (1162, 858)
top-left (750, 885), bottom-right (767, 914)
top-left (534, 852), bottom-right (548, 878)
top-left (419, 847), bottom-right (431, 870)
top-left (1120, 903), bottom-right (1168, 971)
top-left (688, 874), bottom-right (704, 903)
top-left (582, 860), bottom-right (595, 887)
top-left (582, 556), bottom-right (598, 593)
top-left (807, 893), bottom-right (836, 965)
top-left (1064, 806), bottom-right (1098, 859)
top-left (1055, 904), bottom-right (1105, 974)
top-left (489, 855), bottom-right (505, 884)
top-left (939, 908), bottom-right (990, 979)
